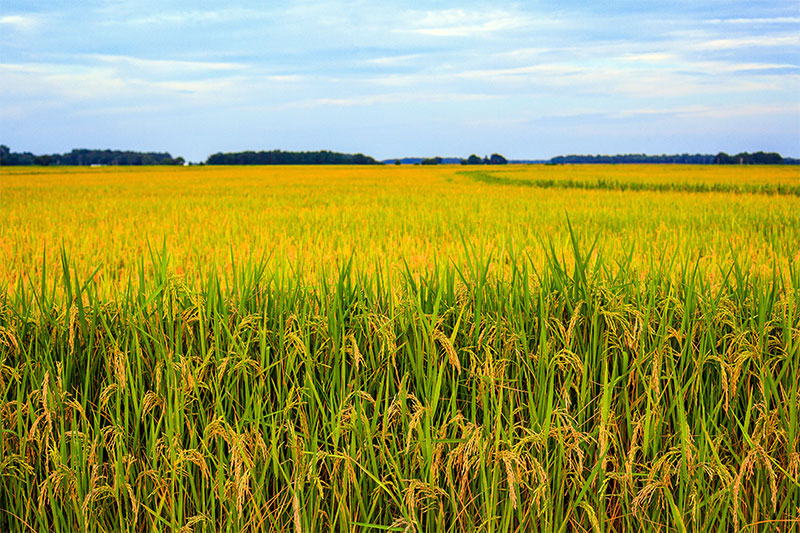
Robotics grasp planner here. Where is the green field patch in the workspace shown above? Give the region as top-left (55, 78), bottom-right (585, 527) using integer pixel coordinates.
top-left (459, 169), bottom-right (800, 195)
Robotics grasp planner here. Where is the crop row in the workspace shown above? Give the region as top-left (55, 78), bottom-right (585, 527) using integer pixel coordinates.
top-left (1, 241), bottom-right (797, 532)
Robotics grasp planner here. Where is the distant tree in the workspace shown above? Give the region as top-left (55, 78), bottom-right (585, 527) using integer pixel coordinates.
top-left (394, 159), bottom-right (401, 165)
top-left (421, 157), bottom-right (443, 165)
top-left (0, 146), bottom-right (35, 166)
top-left (488, 153), bottom-right (508, 165)
top-left (205, 150), bottom-right (380, 165)
top-left (548, 153), bottom-right (721, 164)
top-left (714, 152), bottom-right (735, 164)
top-left (462, 154), bottom-right (483, 165)
top-left (712, 152), bottom-right (782, 165)
top-left (351, 153), bottom-right (371, 165)
top-left (207, 152), bottom-right (225, 165)
top-left (749, 151), bottom-right (783, 164)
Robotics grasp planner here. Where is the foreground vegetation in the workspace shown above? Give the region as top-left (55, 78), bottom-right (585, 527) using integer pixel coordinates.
top-left (1, 165), bottom-right (798, 531)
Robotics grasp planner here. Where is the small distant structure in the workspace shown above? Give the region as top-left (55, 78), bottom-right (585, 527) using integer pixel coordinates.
top-left (90, 163), bottom-right (105, 168)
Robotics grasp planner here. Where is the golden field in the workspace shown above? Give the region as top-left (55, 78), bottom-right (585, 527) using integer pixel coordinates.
top-left (0, 164), bottom-right (799, 532)
top-left (2, 164), bottom-right (798, 290)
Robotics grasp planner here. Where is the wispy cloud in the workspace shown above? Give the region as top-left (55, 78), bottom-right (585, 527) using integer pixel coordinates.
top-left (694, 35), bottom-right (800, 50)
top-left (0, 14), bottom-right (39, 31)
top-left (365, 53), bottom-right (798, 95)
top-left (86, 54), bottom-right (247, 73)
top-left (120, 8), bottom-right (265, 26)
top-left (365, 54), bottom-right (424, 66)
top-left (493, 47), bottom-right (553, 60)
top-left (611, 103), bottom-right (800, 119)
top-left (706, 17), bottom-right (800, 25)
top-left (621, 53), bottom-right (677, 63)
top-left (400, 8), bottom-right (534, 37)
top-left (517, 102), bottom-right (800, 124)
top-left (281, 92), bottom-right (499, 109)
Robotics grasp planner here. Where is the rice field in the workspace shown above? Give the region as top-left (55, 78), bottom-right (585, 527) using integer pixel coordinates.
top-left (1, 164), bottom-right (799, 532)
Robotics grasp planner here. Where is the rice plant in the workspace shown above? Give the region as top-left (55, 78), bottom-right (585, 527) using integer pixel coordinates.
top-left (1, 165), bottom-right (798, 531)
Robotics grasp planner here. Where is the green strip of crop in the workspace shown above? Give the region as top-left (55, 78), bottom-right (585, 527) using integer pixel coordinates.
top-left (0, 236), bottom-right (798, 532)
top-left (459, 169), bottom-right (800, 196)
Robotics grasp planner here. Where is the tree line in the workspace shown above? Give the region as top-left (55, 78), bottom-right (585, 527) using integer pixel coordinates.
top-left (3, 144), bottom-right (796, 166)
top-left (461, 154), bottom-right (508, 165)
top-left (0, 146), bottom-right (185, 166)
top-left (206, 150), bottom-right (378, 165)
top-left (548, 152), bottom-right (794, 165)
top-left (712, 152), bottom-right (786, 165)
top-left (391, 154), bottom-right (509, 165)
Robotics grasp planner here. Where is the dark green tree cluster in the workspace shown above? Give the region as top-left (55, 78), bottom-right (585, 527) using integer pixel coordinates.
top-left (460, 153), bottom-right (508, 165)
top-left (0, 145), bottom-right (37, 166)
top-left (205, 150), bottom-right (379, 165)
top-left (550, 153), bottom-right (717, 164)
top-left (411, 154), bottom-right (509, 165)
top-left (0, 145), bottom-right (184, 166)
top-left (713, 151), bottom-right (784, 164)
top-left (549, 152), bottom-right (791, 164)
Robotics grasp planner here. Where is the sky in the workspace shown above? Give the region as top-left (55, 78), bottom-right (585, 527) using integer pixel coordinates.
top-left (1, 1), bottom-right (799, 161)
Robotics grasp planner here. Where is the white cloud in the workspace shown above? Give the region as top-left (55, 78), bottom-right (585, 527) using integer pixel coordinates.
top-left (517, 103), bottom-right (800, 125)
top-left (694, 35), bottom-right (800, 50)
top-left (86, 54), bottom-right (247, 73)
top-left (151, 78), bottom-right (238, 94)
top-left (365, 54), bottom-right (424, 66)
top-left (621, 53), bottom-right (677, 63)
top-left (364, 63), bottom-right (582, 88)
top-left (694, 61), bottom-right (799, 73)
top-left (706, 17), bottom-right (800, 25)
top-left (400, 8), bottom-right (533, 37)
top-left (612, 103), bottom-right (800, 119)
top-left (0, 61), bottom-right (227, 103)
top-left (281, 91), bottom-right (498, 109)
top-left (0, 14), bottom-right (39, 31)
top-left (263, 75), bottom-right (305, 83)
top-left (0, 65), bottom-right (127, 101)
top-left (361, 51), bottom-right (799, 101)
top-left (122, 8), bottom-right (265, 26)
top-left (493, 47), bottom-right (553, 60)
top-left (456, 64), bottom-right (584, 79)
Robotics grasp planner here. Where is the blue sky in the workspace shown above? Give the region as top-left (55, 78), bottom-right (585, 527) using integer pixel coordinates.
top-left (2, 1), bottom-right (799, 161)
